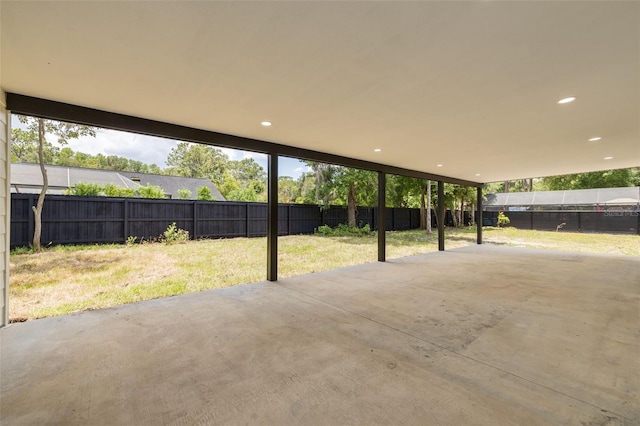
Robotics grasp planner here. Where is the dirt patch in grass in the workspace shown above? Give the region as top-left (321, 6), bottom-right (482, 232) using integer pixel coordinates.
top-left (10, 246), bottom-right (177, 319)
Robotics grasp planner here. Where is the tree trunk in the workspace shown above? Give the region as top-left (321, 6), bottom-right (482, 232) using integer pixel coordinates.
top-left (32, 118), bottom-right (47, 252)
top-left (347, 181), bottom-right (356, 227)
top-left (419, 185), bottom-right (426, 230)
top-left (528, 178), bottom-right (533, 192)
top-left (470, 203), bottom-right (475, 226)
top-left (451, 204), bottom-right (458, 227)
top-left (504, 181), bottom-right (510, 193)
top-left (426, 181), bottom-right (432, 233)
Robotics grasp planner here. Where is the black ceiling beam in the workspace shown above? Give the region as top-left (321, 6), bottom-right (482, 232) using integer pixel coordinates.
top-left (6, 93), bottom-right (481, 187)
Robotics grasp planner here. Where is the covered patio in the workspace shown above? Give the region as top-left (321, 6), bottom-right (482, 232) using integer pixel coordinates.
top-left (2, 245), bottom-right (638, 424)
top-left (1, 2), bottom-right (639, 424)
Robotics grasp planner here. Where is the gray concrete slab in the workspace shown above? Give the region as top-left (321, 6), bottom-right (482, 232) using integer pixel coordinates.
top-left (1, 245), bottom-right (639, 425)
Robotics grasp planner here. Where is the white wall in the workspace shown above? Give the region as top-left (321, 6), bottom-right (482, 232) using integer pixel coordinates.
top-left (0, 94), bottom-right (9, 327)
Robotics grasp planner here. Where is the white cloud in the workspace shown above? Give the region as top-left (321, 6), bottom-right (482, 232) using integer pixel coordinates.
top-left (68, 129), bottom-right (177, 167)
top-left (12, 114), bottom-right (307, 179)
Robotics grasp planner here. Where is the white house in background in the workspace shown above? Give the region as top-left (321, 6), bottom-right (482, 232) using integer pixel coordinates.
top-left (10, 163), bottom-right (225, 201)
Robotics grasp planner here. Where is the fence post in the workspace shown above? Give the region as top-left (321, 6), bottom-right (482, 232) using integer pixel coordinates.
top-left (123, 199), bottom-right (128, 242)
top-left (246, 203), bottom-right (250, 237)
top-left (372, 207), bottom-right (376, 231)
top-left (288, 205), bottom-right (292, 235)
top-left (530, 211), bottom-right (533, 230)
top-left (577, 211), bottom-right (581, 232)
top-left (192, 200), bottom-right (197, 240)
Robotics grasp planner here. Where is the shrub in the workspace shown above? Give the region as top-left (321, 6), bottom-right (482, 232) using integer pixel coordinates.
top-left (197, 186), bottom-right (216, 201)
top-left (497, 211), bottom-right (511, 227)
top-left (177, 189), bottom-right (192, 200)
top-left (315, 223), bottom-right (373, 237)
top-left (67, 182), bottom-right (102, 196)
top-left (104, 184), bottom-right (136, 198)
top-left (138, 184), bottom-right (166, 199)
top-left (162, 222), bottom-right (189, 244)
top-left (125, 236), bottom-right (137, 246)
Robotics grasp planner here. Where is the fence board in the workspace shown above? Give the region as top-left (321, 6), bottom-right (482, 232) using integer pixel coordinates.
top-left (10, 194), bottom-right (638, 247)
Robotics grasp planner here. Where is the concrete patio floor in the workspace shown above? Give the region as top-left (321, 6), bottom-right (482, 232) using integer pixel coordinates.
top-left (1, 245), bottom-right (639, 425)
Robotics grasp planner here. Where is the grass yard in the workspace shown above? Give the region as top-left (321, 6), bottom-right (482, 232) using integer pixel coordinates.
top-left (9, 227), bottom-right (640, 321)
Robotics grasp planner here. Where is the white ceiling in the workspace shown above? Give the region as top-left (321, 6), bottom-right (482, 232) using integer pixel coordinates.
top-left (1, 1), bottom-right (638, 184)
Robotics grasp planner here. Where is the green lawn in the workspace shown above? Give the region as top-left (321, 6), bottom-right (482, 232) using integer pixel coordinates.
top-left (9, 227), bottom-right (639, 321)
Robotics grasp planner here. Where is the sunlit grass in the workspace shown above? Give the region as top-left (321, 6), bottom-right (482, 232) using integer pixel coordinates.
top-left (9, 227), bottom-right (639, 321)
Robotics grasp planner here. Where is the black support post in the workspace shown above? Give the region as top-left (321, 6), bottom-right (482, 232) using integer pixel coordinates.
top-left (378, 172), bottom-right (386, 262)
top-left (477, 186), bottom-right (483, 245)
top-left (267, 154), bottom-right (278, 281)
top-left (438, 181), bottom-right (445, 251)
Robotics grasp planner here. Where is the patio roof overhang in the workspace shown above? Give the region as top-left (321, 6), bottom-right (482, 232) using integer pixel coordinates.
top-left (1, 1), bottom-right (638, 184)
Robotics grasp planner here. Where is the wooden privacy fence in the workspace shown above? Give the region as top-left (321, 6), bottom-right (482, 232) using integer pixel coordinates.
top-left (482, 210), bottom-right (640, 235)
top-left (10, 194), bottom-right (423, 247)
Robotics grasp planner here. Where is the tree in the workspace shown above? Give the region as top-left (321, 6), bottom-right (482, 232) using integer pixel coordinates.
top-left (227, 158), bottom-right (267, 201)
top-left (302, 161), bottom-right (377, 227)
top-left (386, 175), bottom-right (433, 232)
top-left (541, 168), bottom-right (639, 190)
top-left (278, 176), bottom-right (300, 203)
top-left (11, 115), bottom-right (96, 251)
top-left (166, 142), bottom-right (229, 185)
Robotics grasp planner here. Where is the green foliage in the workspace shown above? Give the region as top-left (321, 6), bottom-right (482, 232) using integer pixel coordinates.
top-left (137, 184), bottom-right (165, 199)
top-left (67, 182), bottom-right (102, 196)
top-left (11, 115), bottom-right (97, 164)
top-left (125, 236), bottom-right (138, 246)
top-left (197, 186), bottom-right (215, 201)
top-left (162, 223), bottom-right (189, 244)
top-left (177, 189), bottom-right (192, 200)
top-left (541, 168), bottom-right (640, 190)
top-left (497, 211), bottom-right (511, 227)
top-left (278, 176), bottom-right (300, 203)
top-left (104, 184), bottom-right (136, 198)
top-left (315, 223), bottom-right (373, 237)
top-left (166, 142), bottom-right (229, 185)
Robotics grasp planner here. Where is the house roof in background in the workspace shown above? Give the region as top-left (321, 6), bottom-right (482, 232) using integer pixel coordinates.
top-left (10, 163), bottom-right (225, 200)
top-left (120, 172), bottom-right (224, 201)
top-left (485, 187), bottom-right (640, 207)
top-left (11, 163), bottom-right (139, 195)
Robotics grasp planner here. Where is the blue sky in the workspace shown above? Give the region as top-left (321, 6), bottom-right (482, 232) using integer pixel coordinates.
top-left (11, 115), bottom-right (309, 179)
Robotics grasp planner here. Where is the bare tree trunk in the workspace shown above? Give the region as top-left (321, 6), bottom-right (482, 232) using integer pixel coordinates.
top-left (528, 178), bottom-right (533, 192)
top-left (347, 181), bottom-right (356, 227)
top-left (504, 181), bottom-right (510, 193)
top-left (32, 118), bottom-right (47, 251)
top-left (314, 164), bottom-right (323, 204)
top-left (470, 203), bottom-right (475, 226)
top-left (426, 181), bottom-right (432, 233)
top-left (419, 185), bottom-right (427, 230)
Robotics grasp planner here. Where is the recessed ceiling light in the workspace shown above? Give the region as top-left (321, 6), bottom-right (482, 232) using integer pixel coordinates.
top-left (436, 164), bottom-right (444, 167)
top-left (604, 156), bottom-right (613, 160)
top-left (373, 148), bottom-right (382, 152)
top-left (557, 97), bottom-right (576, 104)
top-left (260, 121), bottom-right (272, 127)
top-left (475, 173), bottom-right (481, 177)
top-left (588, 137), bottom-right (602, 142)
